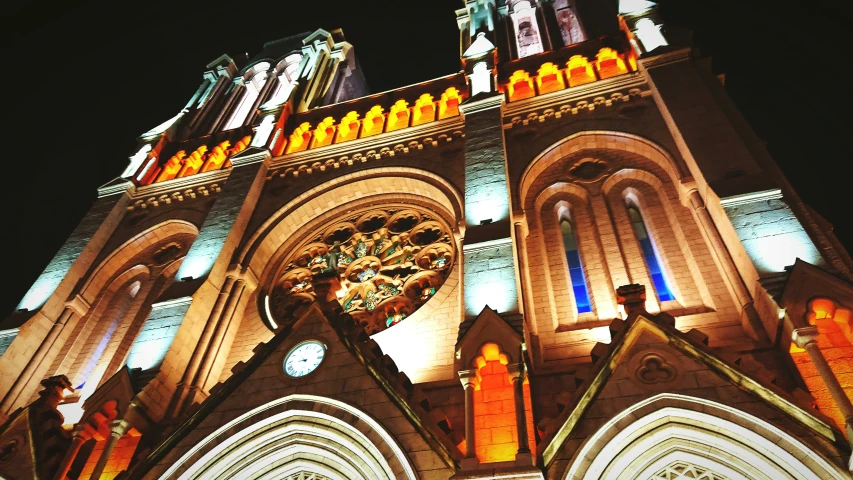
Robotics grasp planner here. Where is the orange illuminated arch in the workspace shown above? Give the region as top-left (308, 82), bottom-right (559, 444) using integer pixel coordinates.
top-left (412, 94), bottom-right (436, 126)
top-left (361, 105), bottom-right (386, 137)
top-left (469, 342), bottom-right (535, 463)
top-left (438, 87), bottom-right (461, 119)
top-left (336, 111), bottom-right (361, 143)
top-left (285, 122), bottom-right (312, 153)
top-left (594, 47), bottom-right (628, 79)
top-left (566, 55), bottom-right (596, 87)
top-left (387, 99), bottom-right (411, 132)
top-left (790, 296), bottom-right (853, 431)
top-left (310, 117), bottom-right (337, 148)
top-left (536, 62), bottom-right (566, 94)
top-left (507, 70), bottom-right (535, 101)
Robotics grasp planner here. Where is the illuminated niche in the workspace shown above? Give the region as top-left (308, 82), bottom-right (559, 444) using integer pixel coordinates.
top-left (269, 207), bottom-right (456, 334)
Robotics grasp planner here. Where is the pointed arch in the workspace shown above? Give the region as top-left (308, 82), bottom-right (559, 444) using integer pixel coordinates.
top-left (563, 393), bottom-right (847, 480)
top-left (160, 395), bottom-right (418, 480)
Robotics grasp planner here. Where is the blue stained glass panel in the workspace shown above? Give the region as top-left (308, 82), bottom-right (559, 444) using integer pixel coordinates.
top-left (561, 219), bottom-right (592, 314)
top-left (628, 206), bottom-right (674, 302)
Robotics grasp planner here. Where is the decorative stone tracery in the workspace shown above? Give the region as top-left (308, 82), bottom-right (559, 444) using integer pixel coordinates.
top-left (270, 207), bottom-right (455, 334)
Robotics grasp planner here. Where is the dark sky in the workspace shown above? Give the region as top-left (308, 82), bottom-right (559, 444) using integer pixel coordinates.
top-left (0, 0), bottom-right (849, 316)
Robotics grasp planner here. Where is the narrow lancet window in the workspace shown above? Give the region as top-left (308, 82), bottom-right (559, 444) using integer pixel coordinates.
top-left (627, 206), bottom-right (674, 301)
top-left (511, 1), bottom-right (544, 58)
top-left (554, 0), bottom-right (586, 47)
top-left (561, 218), bottom-right (592, 313)
top-left (224, 64), bottom-right (270, 130)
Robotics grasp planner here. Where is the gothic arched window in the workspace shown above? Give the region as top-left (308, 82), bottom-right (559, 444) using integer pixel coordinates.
top-left (511, 1), bottom-right (544, 58)
top-left (269, 208), bottom-right (456, 335)
top-left (223, 62), bottom-right (271, 131)
top-left (553, 0), bottom-right (586, 47)
top-left (627, 205), bottom-right (674, 301)
top-left (560, 218), bottom-right (592, 313)
top-left (269, 54), bottom-right (303, 105)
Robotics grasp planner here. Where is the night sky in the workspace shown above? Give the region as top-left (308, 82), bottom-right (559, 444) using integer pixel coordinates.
top-left (0, 0), bottom-right (848, 316)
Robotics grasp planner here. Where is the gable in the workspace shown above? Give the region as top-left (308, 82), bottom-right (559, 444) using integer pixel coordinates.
top-left (539, 316), bottom-right (848, 478)
top-left (131, 302), bottom-right (460, 479)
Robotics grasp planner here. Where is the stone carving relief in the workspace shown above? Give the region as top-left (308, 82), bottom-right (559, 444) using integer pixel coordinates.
top-left (568, 157), bottom-right (609, 182)
top-left (635, 352), bottom-right (677, 385)
top-left (270, 207), bottom-right (455, 335)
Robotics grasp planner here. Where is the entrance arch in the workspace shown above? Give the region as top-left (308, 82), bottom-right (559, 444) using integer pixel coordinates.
top-left (161, 395), bottom-right (418, 480)
top-left (564, 393), bottom-right (847, 480)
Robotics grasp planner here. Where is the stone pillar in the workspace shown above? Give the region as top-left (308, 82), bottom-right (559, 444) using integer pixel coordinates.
top-left (1, 185), bottom-right (131, 419)
top-left (0, 308), bottom-right (77, 415)
top-left (195, 279), bottom-right (246, 390)
top-left (53, 427), bottom-right (88, 480)
top-left (459, 369), bottom-right (479, 469)
top-left (168, 276), bottom-right (236, 417)
top-left (507, 363), bottom-right (531, 463)
top-left (89, 419), bottom-right (129, 480)
top-left (460, 94), bottom-right (521, 319)
top-left (687, 189), bottom-right (766, 341)
top-left (792, 327), bottom-right (853, 439)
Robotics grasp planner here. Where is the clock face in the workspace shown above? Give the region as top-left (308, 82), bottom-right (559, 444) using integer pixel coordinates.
top-left (284, 340), bottom-right (326, 378)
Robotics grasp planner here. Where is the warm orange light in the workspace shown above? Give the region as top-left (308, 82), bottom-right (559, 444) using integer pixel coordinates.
top-left (536, 62), bottom-right (565, 95)
top-left (202, 141), bottom-right (230, 172)
top-left (507, 70), bottom-right (535, 101)
top-left (810, 298), bottom-right (836, 321)
top-left (566, 55), bottom-right (596, 87)
top-left (438, 87), bottom-right (461, 119)
top-left (155, 151), bottom-right (185, 183)
top-left (311, 117), bottom-right (336, 148)
top-left (481, 343), bottom-right (502, 362)
top-left (472, 358), bottom-right (536, 464)
top-left (412, 94), bottom-right (436, 126)
top-left (361, 105), bottom-right (385, 137)
top-left (834, 308), bottom-right (852, 327)
top-left (286, 122), bottom-right (312, 153)
top-left (336, 111), bottom-right (361, 143)
top-left (178, 145), bottom-right (207, 178)
top-left (595, 47), bottom-right (628, 80)
top-left (386, 100), bottom-right (410, 132)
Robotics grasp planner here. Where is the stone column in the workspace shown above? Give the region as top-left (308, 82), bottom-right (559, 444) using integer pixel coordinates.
top-left (687, 189), bottom-right (766, 341)
top-left (195, 279), bottom-right (246, 390)
top-left (507, 363), bottom-right (531, 462)
top-left (168, 276), bottom-right (236, 417)
top-left (89, 420), bottom-right (129, 480)
top-left (792, 327), bottom-right (853, 438)
top-left (0, 308), bottom-right (77, 415)
top-left (460, 94), bottom-right (520, 319)
top-left (459, 369), bottom-right (479, 469)
top-left (53, 427), bottom-right (88, 480)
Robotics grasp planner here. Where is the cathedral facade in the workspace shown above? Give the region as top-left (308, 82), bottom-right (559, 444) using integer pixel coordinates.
top-left (2, 1), bottom-right (853, 479)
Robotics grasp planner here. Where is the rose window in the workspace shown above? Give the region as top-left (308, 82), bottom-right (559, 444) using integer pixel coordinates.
top-left (270, 208), bottom-right (455, 334)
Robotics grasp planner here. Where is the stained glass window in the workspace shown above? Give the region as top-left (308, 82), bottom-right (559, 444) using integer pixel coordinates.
top-left (271, 208), bottom-right (455, 334)
top-left (627, 206), bottom-right (674, 301)
top-left (560, 219), bottom-right (592, 314)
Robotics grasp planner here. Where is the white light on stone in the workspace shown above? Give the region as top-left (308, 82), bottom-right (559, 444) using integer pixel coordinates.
top-left (619, 0), bottom-right (656, 14)
top-left (469, 62), bottom-right (492, 97)
top-left (635, 18), bottom-right (668, 52)
top-left (122, 144), bottom-right (152, 178)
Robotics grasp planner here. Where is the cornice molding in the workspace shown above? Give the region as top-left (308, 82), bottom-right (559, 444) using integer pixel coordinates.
top-left (97, 179), bottom-right (135, 199)
top-left (130, 169), bottom-right (230, 200)
top-left (267, 116), bottom-right (466, 181)
top-left (502, 72), bottom-right (647, 118)
top-left (638, 47), bottom-right (692, 69)
top-left (459, 93), bottom-right (504, 114)
top-left (719, 189), bottom-right (783, 208)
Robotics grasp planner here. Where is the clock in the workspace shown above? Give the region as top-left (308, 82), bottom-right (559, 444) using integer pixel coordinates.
top-left (283, 340), bottom-right (326, 378)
